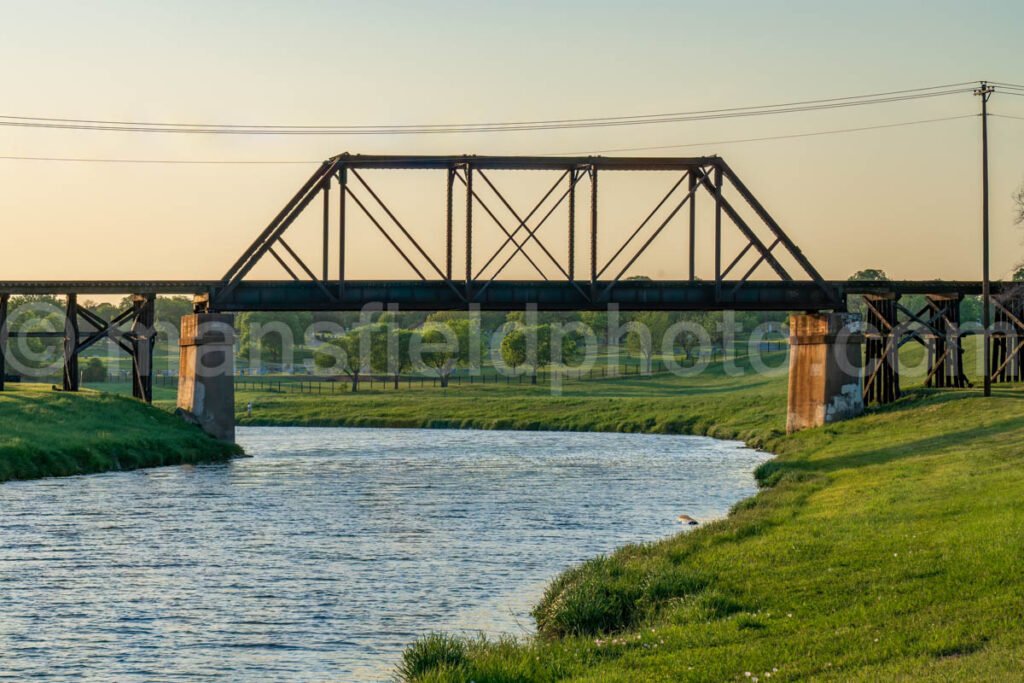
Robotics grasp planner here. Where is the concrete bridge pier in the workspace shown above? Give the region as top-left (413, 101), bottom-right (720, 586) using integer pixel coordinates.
top-left (787, 312), bottom-right (864, 434)
top-left (176, 313), bottom-right (236, 442)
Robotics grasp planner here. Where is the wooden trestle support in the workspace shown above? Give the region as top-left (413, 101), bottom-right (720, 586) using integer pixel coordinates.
top-left (863, 292), bottom-right (976, 406)
top-left (0, 294), bottom-right (157, 402)
top-left (991, 285), bottom-right (1024, 384)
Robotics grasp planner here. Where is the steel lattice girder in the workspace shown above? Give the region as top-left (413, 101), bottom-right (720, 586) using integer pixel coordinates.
top-left (212, 154), bottom-right (843, 310)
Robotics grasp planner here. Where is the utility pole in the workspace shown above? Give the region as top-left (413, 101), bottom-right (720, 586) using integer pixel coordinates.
top-left (975, 81), bottom-right (995, 397)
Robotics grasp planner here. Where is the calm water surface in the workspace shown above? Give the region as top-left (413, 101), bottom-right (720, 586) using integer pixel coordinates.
top-left (0, 427), bottom-right (768, 681)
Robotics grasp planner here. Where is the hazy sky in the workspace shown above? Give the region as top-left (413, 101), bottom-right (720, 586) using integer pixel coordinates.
top-left (1, 0), bottom-right (1023, 283)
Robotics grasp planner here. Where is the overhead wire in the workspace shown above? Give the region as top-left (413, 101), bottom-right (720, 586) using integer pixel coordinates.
top-left (556, 115), bottom-right (976, 155)
top-left (0, 115), bottom-right (980, 165)
top-left (0, 84), bottom-right (978, 136)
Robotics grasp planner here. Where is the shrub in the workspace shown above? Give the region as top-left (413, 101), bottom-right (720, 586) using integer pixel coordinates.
top-left (397, 633), bottom-right (467, 681)
top-left (532, 552), bottom-right (709, 637)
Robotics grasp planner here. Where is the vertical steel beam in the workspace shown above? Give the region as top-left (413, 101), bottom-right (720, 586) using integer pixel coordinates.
top-left (590, 167), bottom-right (598, 297)
top-left (714, 165), bottom-right (723, 301)
top-left (339, 166), bottom-right (352, 292)
top-left (465, 164), bottom-right (473, 297)
top-left (131, 293), bottom-right (156, 403)
top-left (338, 166), bottom-right (347, 290)
top-left (63, 293), bottom-right (79, 392)
top-left (322, 177), bottom-right (331, 282)
top-left (688, 170), bottom-right (697, 281)
top-left (0, 293), bottom-right (8, 392)
top-left (568, 169), bottom-right (576, 282)
top-left (446, 167), bottom-right (455, 281)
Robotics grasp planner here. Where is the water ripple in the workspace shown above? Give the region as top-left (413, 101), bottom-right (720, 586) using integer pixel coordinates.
top-left (0, 427), bottom-right (768, 681)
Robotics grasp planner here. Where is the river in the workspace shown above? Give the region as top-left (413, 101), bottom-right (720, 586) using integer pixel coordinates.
top-left (0, 427), bottom-right (769, 681)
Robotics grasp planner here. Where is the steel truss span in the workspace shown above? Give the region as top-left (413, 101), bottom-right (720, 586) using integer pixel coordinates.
top-left (0, 156), bottom-right (1009, 312)
top-left (214, 153), bottom-right (842, 312)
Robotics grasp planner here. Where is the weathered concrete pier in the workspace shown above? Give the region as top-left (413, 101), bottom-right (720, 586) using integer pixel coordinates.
top-left (176, 313), bottom-right (236, 442)
top-left (786, 313), bottom-right (864, 433)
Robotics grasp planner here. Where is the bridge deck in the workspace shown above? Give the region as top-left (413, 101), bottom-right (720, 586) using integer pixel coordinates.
top-left (0, 280), bottom-right (1005, 311)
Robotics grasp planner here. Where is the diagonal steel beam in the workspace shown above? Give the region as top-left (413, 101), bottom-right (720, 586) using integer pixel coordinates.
top-left (718, 159), bottom-right (828, 285)
top-left (217, 159), bottom-right (340, 304)
top-left (453, 170), bottom-right (548, 280)
top-left (720, 242), bottom-right (755, 280)
top-left (277, 237), bottom-right (338, 302)
top-left (344, 186), bottom-right (427, 280)
top-left (349, 169), bottom-right (448, 280)
top-left (221, 160), bottom-right (333, 284)
top-left (472, 170), bottom-right (570, 280)
top-left (600, 170), bottom-right (704, 300)
top-left (269, 246), bottom-right (301, 280)
top-left (474, 174), bottom-right (591, 302)
top-left (729, 237), bottom-right (782, 296)
top-left (596, 171), bottom-right (689, 279)
top-left (694, 171), bottom-right (792, 281)
top-left (475, 169), bottom-right (571, 282)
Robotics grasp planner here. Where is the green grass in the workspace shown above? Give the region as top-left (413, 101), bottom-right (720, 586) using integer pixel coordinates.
top-left (233, 353), bottom-right (793, 447)
top-left (0, 383), bottom-right (241, 482)
top-left (343, 338), bottom-right (1023, 681)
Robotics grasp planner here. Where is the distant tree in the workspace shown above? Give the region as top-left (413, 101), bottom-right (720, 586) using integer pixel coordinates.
top-left (368, 324), bottom-right (415, 389)
top-left (625, 312), bottom-right (671, 369)
top-left (504, 310), bottom-right (574, 326)
top-left (237, 312), bottom-right (313, 366)
top-left (80, 357), bottom-right (106, 383)
top-left (417, 324), bottom-right (461, 387)
top-left (500, 327), bottom-right (527, 373)
top-left (6, 296), bottom-right (64, 373)
top-left (578, 311), bottom-right (609, 342)
top-left (155, 296), bottom-right (195, 327)
top-left (314, 331), bottom-right (365, 391)
top-left (1013, 265), bottom-right (1024, 282)
top-left (424, 309), bottom-right (503, 334)
top-left (849, 268), bottom-right (889, 282)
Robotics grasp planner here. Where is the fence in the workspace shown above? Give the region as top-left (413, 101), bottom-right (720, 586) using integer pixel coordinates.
top-left (232, 364), bottom-right (664, 394)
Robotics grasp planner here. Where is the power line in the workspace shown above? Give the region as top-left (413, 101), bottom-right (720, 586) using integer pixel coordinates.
top-left (0, 84), bottom-right (977, 136)
top-left (0, 81), bottom-right (975, 130)
top-left (0, 115), bottom-right (978, 164)
top-left (992, 114), bottom-right (1024, 121)
top-left (557, 115), bottom-right (976, 155)
top-left (0, 155), bottom-right (319, 164)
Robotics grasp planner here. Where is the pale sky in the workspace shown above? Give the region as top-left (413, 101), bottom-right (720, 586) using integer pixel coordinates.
top-left (1, 0), bottom-right (1023, 283)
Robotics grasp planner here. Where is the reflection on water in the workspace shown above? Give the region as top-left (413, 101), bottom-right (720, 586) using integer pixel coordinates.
top-left (0, 427), bottom-right (768, 681)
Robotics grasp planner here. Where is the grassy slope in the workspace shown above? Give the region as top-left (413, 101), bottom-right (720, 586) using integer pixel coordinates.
top-left (0, 384), bottom-right (240, 482)
top-left (399, 387), bottom-right (1022, 682)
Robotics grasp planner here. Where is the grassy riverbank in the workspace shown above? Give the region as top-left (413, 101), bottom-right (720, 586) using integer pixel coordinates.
top-left (394, 384), bottom-right (1024, 681)
top-left (0, 384), bottom-right (240, 483)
